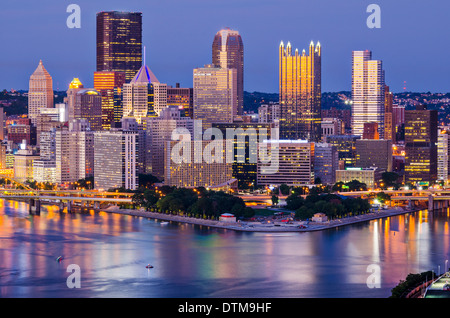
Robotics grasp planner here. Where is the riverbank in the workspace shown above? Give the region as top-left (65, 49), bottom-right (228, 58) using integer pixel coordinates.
top-left (102, 205), bottom-right (421, 232)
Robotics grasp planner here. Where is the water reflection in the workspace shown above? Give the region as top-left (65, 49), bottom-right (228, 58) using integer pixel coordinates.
top-left (0, 200), bottom-right (449, 298)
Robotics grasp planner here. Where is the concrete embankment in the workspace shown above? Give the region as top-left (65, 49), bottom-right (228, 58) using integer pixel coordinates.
top-left (102, 206), bottom-right (420, 233)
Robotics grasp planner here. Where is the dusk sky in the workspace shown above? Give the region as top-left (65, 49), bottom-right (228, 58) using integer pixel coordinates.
top-left (1, 0), bottom-right (450, 93)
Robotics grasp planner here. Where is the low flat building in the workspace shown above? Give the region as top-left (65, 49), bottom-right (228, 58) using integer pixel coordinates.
top-left (335, 167), bottom-right (381, 189)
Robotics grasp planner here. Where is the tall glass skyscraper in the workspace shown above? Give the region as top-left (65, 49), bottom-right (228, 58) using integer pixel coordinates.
top-left (279, 41), bottom-right (321, 142)
top-left (96, 11), bottom-right (142, 83)
top-left (212, 28), bottom-right (244, 115)
top-left (351, 50), bottom-right (385, 139)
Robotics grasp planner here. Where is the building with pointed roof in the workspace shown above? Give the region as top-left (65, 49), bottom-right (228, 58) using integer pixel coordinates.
top-left (122, 64), bottom-right (167, 123)
top-left (28, 60), bottom-right (54, 125)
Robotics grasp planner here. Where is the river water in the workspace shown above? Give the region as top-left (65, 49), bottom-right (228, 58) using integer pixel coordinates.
top-left (0, 199), bottom-right (449, 298)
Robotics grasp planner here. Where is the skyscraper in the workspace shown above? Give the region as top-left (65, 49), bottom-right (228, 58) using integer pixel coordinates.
top-left (351, 50), bottom-right (385, 138)
top-left (122, 64), bottom-right (166, 123)
top-left (96, 11), bottom-right (142, 83)
top-left (193, 64), bottom-right (237, 130)
top-left (28, 60), bottom-right (54, 125)
top-left (404, 104), bottom-right (438, 185)
top-left (279, 41), bottom-right (321, 142)
top-left (212, 28), bottom-right (244, 115)
top-left (94, 71), bottom-right (126, 130)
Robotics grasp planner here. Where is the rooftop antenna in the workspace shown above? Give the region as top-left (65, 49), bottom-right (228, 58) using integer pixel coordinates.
top-left (143, 46), bottom-right (146, 66)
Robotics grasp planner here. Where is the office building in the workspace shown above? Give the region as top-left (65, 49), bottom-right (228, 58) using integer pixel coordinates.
top-left (94, 71), bottom-right (126, 129)
top-left (14, 148), bottom-right (40, 183)
top-left (279, 41), bottom-right (321, 141)
top-left (404, 105), bottom-right (438, 185)
top-left (355, 139), bottom-right (392, 173)
top-left (167, 84), bottom-right (193, 118)
top-left (384, 86), bottom-right (394, 141)
top-left (437, 129), bottom-right (450, 184)
top-left (351, 50), bottom-right (385, 138)
top-left (193, 64), bottom-right (237, 130)
top-left (314, 143), bottom-right (339, 185)
top-left (257, 140), bottom-right (315, 186)
top-left (321, 118), bottom-right (344, 140)
top-left (96, 11), bottom-right (142, 83)
top-left (213, 122), bottom-right (275, 188)
top-left (28, 60), bottom-right (54, 125)
top-left (55, 119), bottom-right (94, 185)
top-left (122, 64), bottom-right (166, 123)
top-left (258, 103), bottom-right (280, 124)
top-left (212, 28), bottom-right (244, 115)
top-left (326, 135), bottom-right (361, 168)
top-left (164, 140), bottom-right (234, 189)
top-left (141, 106), bottom-right (194, 179)
top-left (94, 129), bottom-right (139, 191)
top-left (335, 167), bottom-right (381, 189)
top-left (363, 122), bottom-right (380, 140)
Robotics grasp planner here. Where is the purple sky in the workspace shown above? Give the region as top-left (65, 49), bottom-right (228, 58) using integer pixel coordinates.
top-left (1, 0), bottom-right (450, 93)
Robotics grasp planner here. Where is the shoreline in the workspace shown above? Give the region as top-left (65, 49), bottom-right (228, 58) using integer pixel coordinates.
top-left (101, 206), bottom-right (422, 232)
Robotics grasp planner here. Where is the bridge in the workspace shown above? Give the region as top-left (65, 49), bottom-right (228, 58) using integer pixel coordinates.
top-left (0, 189), bottom-right (134, 214)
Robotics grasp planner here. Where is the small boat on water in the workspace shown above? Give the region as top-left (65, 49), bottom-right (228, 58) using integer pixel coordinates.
top-left (56, 256), bottom-right (63, 262)
top-left (146, 264), bottom-right (154, 269)
top-left (161, 222), bottom-right (169, 225)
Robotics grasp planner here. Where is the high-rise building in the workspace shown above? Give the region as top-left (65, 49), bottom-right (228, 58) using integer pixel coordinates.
top-left (55, 119), bottom-right (94, 185)
top-left (384, 85), bottom-right (394, 141)
top-left (212, 28), bottom-right (244, 115)
top-left (258, 103), bottom-right (280, 124)
top-left (326, 135), bottom-right (361, 168)
top-left (193, 64), bottom-right (237, 130)
top-left (94, 71), bottom-right (126, 129)
top-left (70, 88), bottom-right (103, 131)
top-left (314, 143), bottom-right (339, 185)
top-left (257, 140), bottom-right (315, 186)
top-left (213, 122), bottom-right (275, 188)
top-left (164, 140), bottom-right (234, 189)
top-left (437, 128), bottom-right (450, 184)
top-left (279, 41), bottom-right (321, 142)
top-left (122, 64), bottom-right (166, 123)
top-left (167, 84), bottom-right (194, 118)
top-left (352, 50), bottom-right (385, 138)
top-left (355, 139), bottom-right (392, 173)
top-left (96, 11), bottom-right (142, 83)
top-left (141, 106), bottom-right (195, 179)
top-left (363, 122), bottom-right (380, 140)
top-left (94, 129), bottom-right (139, 191)
top-left (404, 105), bottom-right (438, 185)
top-left (28, 60), bottom-right (54, 124)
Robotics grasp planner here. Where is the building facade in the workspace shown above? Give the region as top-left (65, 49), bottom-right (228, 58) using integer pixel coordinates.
top-left (404, 105), bottom-right (438, 185)
top-left (193, 64), bottom-right (237, 130)
top-left (96, 11), bottom-right (142, 83)
top-left (212, 28), bottom-right (244, 115)
top-left (351, 50), bottom-right (385, 139)
top-left (279, 41), bottom-right (321, 142)
top-left (28, 60), bottom-right (54, 125)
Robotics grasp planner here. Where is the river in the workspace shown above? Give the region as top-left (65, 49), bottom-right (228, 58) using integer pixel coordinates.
top-left (0, 199), bottom-right (449, 298)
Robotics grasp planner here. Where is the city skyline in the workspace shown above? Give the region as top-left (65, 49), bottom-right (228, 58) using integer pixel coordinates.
top-left (2, 0), bottom-right (450, 93)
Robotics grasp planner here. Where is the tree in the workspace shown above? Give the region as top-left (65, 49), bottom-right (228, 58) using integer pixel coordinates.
top-left (279, 184), bottom-right (290, 195)
top-left (285, 194), bottom-right (305, 211)
top-left (381, 172), bottom-right (400, 188)
top-left (295, 206), bottom-right (314, 220)
top-left (376, 192), bottom-right (391, 204)
top-left (271, 195), bottom-right (279, 206)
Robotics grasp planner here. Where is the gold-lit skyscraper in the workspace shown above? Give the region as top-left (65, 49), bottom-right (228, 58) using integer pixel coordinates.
top-left (96, 11), bottom-right (142, 83)
top-left (212, 28), bottom-right (244, 115)
top-left (279, 41), bottom-right (321, 142)
top-left (28, 60), bottom-right (54, 125)
top-left (351, 50), bottom-right (385, 138)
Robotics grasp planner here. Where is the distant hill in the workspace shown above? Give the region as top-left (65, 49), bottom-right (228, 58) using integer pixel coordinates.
top-left (243, 91), bottom-right (351, 113)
